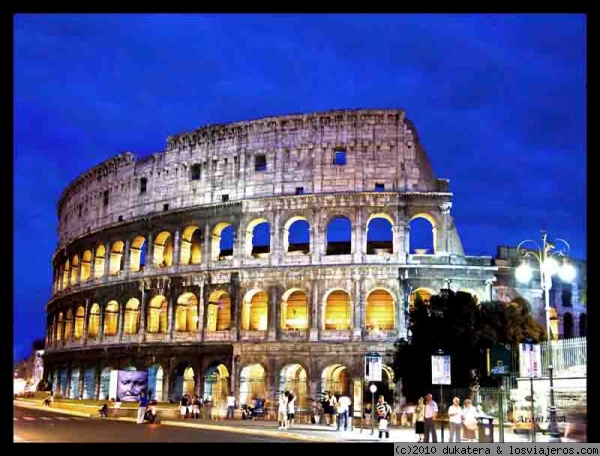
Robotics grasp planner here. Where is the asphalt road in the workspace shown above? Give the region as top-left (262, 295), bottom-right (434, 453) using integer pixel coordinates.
top-left (13, 405), bottom-right (298, 443)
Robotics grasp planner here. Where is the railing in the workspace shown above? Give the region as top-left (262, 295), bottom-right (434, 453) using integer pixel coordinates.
top-left (541, 337), bottom-right (587, 377)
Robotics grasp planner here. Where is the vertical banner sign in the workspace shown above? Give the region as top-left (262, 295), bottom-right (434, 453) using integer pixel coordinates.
top-left (431, 355), bottom-right (451, 385)
top-left (519, 343), bottom-right (542, 378)
top-left (353, 379), bottom-right (362, 418)
top-left (364, 353), bottom-right (382, 382)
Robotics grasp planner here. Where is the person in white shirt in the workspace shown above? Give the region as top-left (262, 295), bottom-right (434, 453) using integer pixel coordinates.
top-left (448, 397), bottom-right (463, 442)
top-left (337, 395), bottom-right (352, 431)
top-left (287, 390), bottom-right (296, 427)
top-left (226, 393), bottom-right (236, 419)
top-left (278, 392), bottom-right (289, 429)
top-left (423, 393), bottom-right (438, 442)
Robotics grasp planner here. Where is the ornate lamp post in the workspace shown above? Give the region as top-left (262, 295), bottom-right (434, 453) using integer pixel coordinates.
top-left (370, 383), bottom-right (377, 435)
top-left (515, 230), bottom-right (577, 443)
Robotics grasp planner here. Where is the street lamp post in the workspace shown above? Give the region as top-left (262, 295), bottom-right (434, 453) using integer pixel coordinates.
top-left (515, 230), bottom-right (577, 443)
top-left (370, 383), bottom-right (377, 435)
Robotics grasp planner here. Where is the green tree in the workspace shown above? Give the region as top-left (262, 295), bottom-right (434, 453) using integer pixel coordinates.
top-left (393, 291), bottom-right (545, 403)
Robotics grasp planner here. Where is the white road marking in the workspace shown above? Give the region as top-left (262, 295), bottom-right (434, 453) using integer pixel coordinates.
top-left (40, 417), bottom-right (52, 420)
top-left (55, 416), bottom-right (70, 420)
top-left (13, 417), bottom-right (18, 421)
top-left (22, 416), bottom-right (36, 421)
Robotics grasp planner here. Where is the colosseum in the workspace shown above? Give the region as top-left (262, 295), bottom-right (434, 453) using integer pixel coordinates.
top-left (44, 108), bottom-right (497, 415)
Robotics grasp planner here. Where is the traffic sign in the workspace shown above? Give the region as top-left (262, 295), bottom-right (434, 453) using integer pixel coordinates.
top-left (365, 352), bottom-right (382, 382)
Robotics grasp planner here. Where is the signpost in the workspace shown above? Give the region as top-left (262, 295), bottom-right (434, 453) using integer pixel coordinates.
top-left (364, 352), bottom-right (381, 434)
top-left (488, 344), bottom-right (512, 443)
top-left (521, 341), bottom-right (541, 443)
top-left (431, 351), bottom-right (451, 443)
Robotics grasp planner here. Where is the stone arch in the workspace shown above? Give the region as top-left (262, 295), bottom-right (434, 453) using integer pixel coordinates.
top-left (130, 235), bottom-right (147, 272)
top-left (147, 295), bottom-right (168, 333)
top-left (109, 240), bottom-right (125, 275)
top-left (204, 363), bottom-right (230, 406)
top-left (207, 290), bottom-right (231, 331)
top-left (549, 307), bottom-right (559, 340)
top-left (279, 363), bottom-right (309, 409)
top-left (88, 303), bottom-right (100, 337)
top-left (283, 216), bottom-right (310, 254)
top-left (211, 222), bottom-right (235, 261)
top-left (74, 306), bottom-right (85, 339)
top-left (124, 298), bottom-right (140, 334)
top-left (183, 367), bottom-right (195, 397)
top-left (99, 366), bottom-right (112, 400)
top-left (325, 215), bottom-right (353, 255)
top-left (366, 212), bottom-right (394, 254)
top-left (409, 287), bottom-right (434, 310)
top-left (563, 312), bottom-right (573, 339)
top-left (62, 259), bottom-right (70, 289)
top-left (82, 365), bottom-right (96, 399)
top-left (281, 288), bottom-right (309, 331)
top-left (103, 300), bottom-right (119, 336)
top-left (81, 250), bottom-right (92, 282)
top-left (409, 212), bottom-right (438, 254)
top-left (245, 217), bottom-right (271, 257)
top-left (175, 292), bottom-right (198, 332)
top-left (94, 244), bottom-right (106, 278)
top-left (366, 364), bottom-right (396, 406)
top-left (242, 289), bottom-right (268, 331)
top-left (239, 363), bottom-right (267, 407)
top-left (366, 288), bottom-right (395, 330)
top-left (180, 225), bottom-right (203, 265)
top-left (70, 254), bottom-right (80, 285)
top-left (321, 364), bottom-right (351, 396)
top-left (323, 288), bottom-right (351, 330)
top-left (64, 309), bottom-right (73, 339)
top-left (146, 364), bottom-right (164, 401)
top-left (153, 231), bottom-right (173, 267)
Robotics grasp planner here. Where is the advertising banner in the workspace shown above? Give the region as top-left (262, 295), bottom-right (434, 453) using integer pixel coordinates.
top-left (116, 370), bottom-right (149, 402)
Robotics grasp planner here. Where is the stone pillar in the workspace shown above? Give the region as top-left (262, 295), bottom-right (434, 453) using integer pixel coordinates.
top-left (122, 238), bottom-right (131, 276)
top-left (162, 368), bottom-right (170, 402)
top-left (203, 222), bottom-right (211, 266)
top-left (146, 232), bottom-right (155, 270)
top-left (99, 302), bottom-right (105, 341)
top-left (392, 224), bottom-right (402, 259)
top-left (271, 210), bottom-right (281, 265)
top-left (437, 202), bottom-right (452, 255)
top-left (139, 282), bottom-right (146, 337)
top-left (83, 298), bottom-right (90, 344)
top-left (485, 278), bottom-right (495, 302)
top-left (94, 363), bottom-right (101, 400)
top-left (353, 274), bottom-right (362, 340)
top-left (310, 207), bottom-right (321, 264)
top-left (167, 291), bottom-right (175, 339)
top-left (65, 365), bottom-right (72, 399)
top-left (103, 241), bottom-right (111, 277)
top-left (359, 277), bottom-right (366, 333)
top-left (353, 206), bottom-right (364, 263)
top-left (268, 286), bottom-right (277, 341)
top-left (313, 281), bottom-right (321, 340)
top-left (118, 299), bottom-right (125, 340)
top-left (197, 282), bottom-right (205, 340)
top-left (172, 228), bottom-right (181, 266)
top-left (89, 248), bottom-right (96, 279)
top-left (78, 363), bottom-right (84, 399)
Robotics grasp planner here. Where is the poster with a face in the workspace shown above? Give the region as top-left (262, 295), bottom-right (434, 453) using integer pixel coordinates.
top-left (117, 370), bottom-right (148, 402)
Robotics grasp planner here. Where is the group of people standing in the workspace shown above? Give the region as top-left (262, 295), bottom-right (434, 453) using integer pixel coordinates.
top-left (413, 394), bottom-right (479, 442)
top-left (277, 390), bottom-right (297, 430)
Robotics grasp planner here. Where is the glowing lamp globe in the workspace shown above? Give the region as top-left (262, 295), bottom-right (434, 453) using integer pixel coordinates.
top-left (369, 384), bottom-right (377, 393)
top-left (515, 263), bottom-right (532, 284)
top-left (559, 263), bottom-right (576, 283)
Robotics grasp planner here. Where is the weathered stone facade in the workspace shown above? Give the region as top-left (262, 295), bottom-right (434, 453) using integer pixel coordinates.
top-left (45, 109), bottom-right (497, 411)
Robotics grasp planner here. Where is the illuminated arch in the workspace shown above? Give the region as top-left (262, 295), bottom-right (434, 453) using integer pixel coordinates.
top-left (281, 288), bottom-right (309, 330)
top-left (206, 290), bottom-right (231, 331)
top-left (88, 304), bottom-right (100, 337)
top-left (74, 306), bottom-right (85, 339)
top-left (94, 244), bottom-right (106, 278)
top-left (81, 250), bottom-right (92, 282)
top-left (409, 213), bottom-right (437, 254)
top-left (175, 292), bottom-right (198, 332)
top-left (325, 216), bottom-right (352, 255)
top-left (239, 364), bottom-right (266, 406)
top-left (204, 364), bottom-right (230, 406)
top-left (245, 217), bottom-right (271, 257)
top-left (153, 231), bottom-right (173, 267)
top-left (321, 364), bottom-right (350, 396)
top-left (64, 309), bottom-right (73, 339)
top-left (366, 288), bottom-right (395, 330)
top-left (180, 225), bottom-right (202, 265)
top-left (242, 289), bottom-right (268, 331)
top-left (148, 295), bottom-right (168, 333)
top-left (130, 236), bottom-right (146, 272)
top-left (70, 255), bottom-right (80, 285)
top-left (103, 301), bottom-right (119, 336)
top-left (183, 367), bottom-right (195, 396)
top-left (279, 364), bottom-right (308, 408)
top-left (124, 298), bottom-right (140, 334)
top-left (62, 259), bottom-right (70, 289)
top-left (323, 288), bottom-right (351, 330)
top-left (366, 214), bottom-right (394, 254)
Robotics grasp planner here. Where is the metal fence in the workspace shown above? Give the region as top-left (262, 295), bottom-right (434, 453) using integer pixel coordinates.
top-left (540, 337), bottom-right (587, 377)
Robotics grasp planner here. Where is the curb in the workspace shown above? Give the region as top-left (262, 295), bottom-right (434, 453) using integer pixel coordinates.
top-left (14, 401), bottom-right (93, 418)
top-left (14, 401), bottom-right (335, 442)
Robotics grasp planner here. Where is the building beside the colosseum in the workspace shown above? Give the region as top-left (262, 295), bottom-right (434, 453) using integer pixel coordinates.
top-left (43, 108), bottom-right (583, 414)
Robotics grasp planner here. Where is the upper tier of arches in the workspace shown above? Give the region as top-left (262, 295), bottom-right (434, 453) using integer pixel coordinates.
top-left (56, 109), bottom-right (450, 247)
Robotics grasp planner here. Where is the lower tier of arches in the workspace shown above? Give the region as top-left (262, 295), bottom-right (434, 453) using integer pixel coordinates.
top-left (43, 342), bottom-right (400, 415)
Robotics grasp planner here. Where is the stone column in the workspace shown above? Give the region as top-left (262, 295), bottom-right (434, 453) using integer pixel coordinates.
top-left (118, 299), bottom-right (125, 340)
top-left (437, 202), bottom-right (452, 255)
top-left (83, 298), bottom-right (90, 344)
top-left (313, 281), bottom-right (321, 340)
top-left (94, 363), bottom-right (101, 400)
top-left (146, 232), bottom-right (155, 270)
top-left (268, 286), bottom-right (277, 341)
top-left (78, 363), bottom-right (84, 399)
top-left (353, 207), bottom-right (364, 263)
top-left (271, 210), bottom-right (281, 266)
top-left (99, 302), bottom-right (105, 341)
top-left (122, 238), bottom-right (131, 277)
top-left (197, 282), bottom-right (205, 340)
top-left (353, 274), bottom-right (362, 340)
top-left (139, 282), bottom-right (146, 337)
top-left (359, 276), bottom-right (366, 333)
top-left (203, 222), bottom-right (211, 266)
top-left (103, 241), bottom-right (111, 277)
top-left (65, 365), bottom-right (72, 399)
top-left (89, 249), bottom-right (96, 279)
top-left (167, 290), bottom-right (175, 339)
top-left (172, 228), bottom-right (181, 266)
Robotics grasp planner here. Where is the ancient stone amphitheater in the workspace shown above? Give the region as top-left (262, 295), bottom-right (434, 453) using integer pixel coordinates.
top-left (45, 108), bottom-right (496, 414)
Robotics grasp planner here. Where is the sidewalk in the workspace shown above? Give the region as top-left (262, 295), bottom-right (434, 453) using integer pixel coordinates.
top-left (14, 400), bottom-right (570, 443)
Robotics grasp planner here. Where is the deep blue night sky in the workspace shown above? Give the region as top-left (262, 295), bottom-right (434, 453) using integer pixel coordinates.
top-left (14, 14), bottom-right (586, 362)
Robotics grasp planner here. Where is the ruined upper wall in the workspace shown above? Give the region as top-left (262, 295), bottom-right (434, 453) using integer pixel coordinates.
top-left (57, 109), bottom-right (444, 246)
